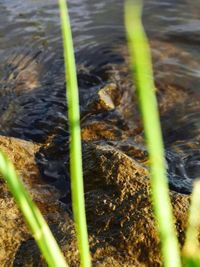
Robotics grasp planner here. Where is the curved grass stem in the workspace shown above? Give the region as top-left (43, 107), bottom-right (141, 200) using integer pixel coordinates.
top-left (183, 180), bottom-right (200, 267)
top-left (0, 150), bottom-right (68, 267)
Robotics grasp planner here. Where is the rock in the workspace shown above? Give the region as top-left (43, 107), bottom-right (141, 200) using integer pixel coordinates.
top-left (81, 83), bottom-right (121, 116)
top-left (14, 141), bottom-right (190, 267)
top-left (0, 135), bottom-right (70, 266)
top-left (82, 143), bottom-right (189, 266)
top-left (81, 119), bottom-right (128, 141)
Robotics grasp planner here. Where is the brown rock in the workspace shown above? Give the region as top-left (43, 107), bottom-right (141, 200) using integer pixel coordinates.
top-left (0, 136), bottom-right (70, 266)
top-left (82, 143), bottom-right (189, 267)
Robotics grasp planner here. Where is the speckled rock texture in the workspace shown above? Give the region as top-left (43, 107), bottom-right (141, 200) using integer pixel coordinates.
top-left (12, 141), bottom-right (190, 267)
top-left (0, 136), bottom-right (71, 267)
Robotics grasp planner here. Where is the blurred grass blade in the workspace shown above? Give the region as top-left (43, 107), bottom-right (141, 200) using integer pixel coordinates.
top-left (184, 180), bottom-right (200, 254)
top-left (0, 150), bottom-right (68, 267)
top-left (183, 180), bottom-right (200, 267)
top-left (58, 0), bottom-right (91, 266)
top-left (124, 1), bottom-right (181, 267)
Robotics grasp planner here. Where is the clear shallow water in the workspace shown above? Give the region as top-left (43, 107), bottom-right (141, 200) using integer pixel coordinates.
top-left (0, 0), bottom-right (200, 194)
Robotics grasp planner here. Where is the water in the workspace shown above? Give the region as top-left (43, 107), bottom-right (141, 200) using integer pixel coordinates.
top-left (0, 0), bottom-right (200, 194)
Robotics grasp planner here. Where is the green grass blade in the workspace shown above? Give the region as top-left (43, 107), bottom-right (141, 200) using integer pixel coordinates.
top-left (124, 1), bottom-right (181, 267)
top-left (58, 0), bottom-right (91, 266)
top-left (183, 180), bottom-right (200, 267)
top-left (0, 150), bottom-right (68, 267)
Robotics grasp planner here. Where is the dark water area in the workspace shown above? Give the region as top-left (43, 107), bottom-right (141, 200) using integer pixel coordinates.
top-left (0, 0), bottom-right (200, 195)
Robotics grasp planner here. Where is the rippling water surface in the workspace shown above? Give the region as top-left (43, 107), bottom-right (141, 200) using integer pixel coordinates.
top-left (0, 0), bottom-right (200, 194)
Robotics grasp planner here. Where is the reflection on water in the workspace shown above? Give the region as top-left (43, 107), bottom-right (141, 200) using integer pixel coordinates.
top-left (0, 0), bottom-right (200, 194)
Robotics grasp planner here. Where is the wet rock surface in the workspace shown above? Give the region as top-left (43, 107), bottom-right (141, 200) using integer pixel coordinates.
top-left (0, 41), bottom-right (198, 266)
